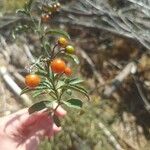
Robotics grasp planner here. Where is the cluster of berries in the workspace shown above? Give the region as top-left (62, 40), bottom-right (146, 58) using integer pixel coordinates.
top-left (25, 37), bottom-right (75, 88)
top-left (41, 2), bottom-right (61, 22)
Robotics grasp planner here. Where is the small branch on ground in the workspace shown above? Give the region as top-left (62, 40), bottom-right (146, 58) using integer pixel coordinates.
top-left (98, 122), bottom-right (124, 150)
top-left (103, 62), bottom-right (137, 98)
top-left (79, 48), bottom-right (105, 85)
top-left (0, 66), bottom-right (32, 106)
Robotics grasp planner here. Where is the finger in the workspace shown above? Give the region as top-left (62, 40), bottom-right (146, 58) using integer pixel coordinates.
top-left (45, 123), bottom-right (61, 138)
top-left (3, 108), bottom-right (28, 121)
top-left (22, 110), bottom-right (49, 127)
top-left (52, 123), bottom-right (62, 133)
top-left (1, 108), bottom-right (30, 130)
top-left (52, 103), bottom-right (67, 117)
top-left (19, 113), bottom-right (53, 138)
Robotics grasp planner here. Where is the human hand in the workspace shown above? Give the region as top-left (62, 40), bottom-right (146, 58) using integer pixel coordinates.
top-left (0, 105), bottom-right (66, 150)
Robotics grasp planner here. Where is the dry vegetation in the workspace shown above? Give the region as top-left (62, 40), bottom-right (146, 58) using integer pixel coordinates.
top-left (0, 0), bottom-right (150, 150)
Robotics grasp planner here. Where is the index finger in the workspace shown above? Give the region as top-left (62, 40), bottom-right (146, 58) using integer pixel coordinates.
top-left (52, 103), bottom-right (67, 117)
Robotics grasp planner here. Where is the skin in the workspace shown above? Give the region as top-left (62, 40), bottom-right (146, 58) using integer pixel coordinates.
top-left (0, 106), bottom-right (66, 150)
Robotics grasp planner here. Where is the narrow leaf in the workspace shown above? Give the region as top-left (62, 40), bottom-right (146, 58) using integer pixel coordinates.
top-left (16, 9), bottom-right (27, 14)
top-left (46, 29), bottom-right (70, 39)
top-left (56, 80), bottom-right (65, 89)
top-left (20, 87), bottom-right (31, 95)
top-left (63, 99), bottom-right (83, 109)
top-left (70, 78), bottom-right (84, 85)
top-left (69, 54), bottom-right (80, 64)
top-left (33, 90), bottom-right (45, 98)
top-left (67, 85), bottom-right (90, 100)
top-left (74, 85), bottom-right (88, 93)
top-left (27, 0), bottom-right (34, 10)
top-left (35, 63), bottom-right (45, 71)
top-left (42, 80), bottom-right (52, 88)
top-left (29, 101), bottom-right (52, 114)
top-left (59, 53), bottom-right (79, 64)
top-left (36, 70), bottom-right (47, 76)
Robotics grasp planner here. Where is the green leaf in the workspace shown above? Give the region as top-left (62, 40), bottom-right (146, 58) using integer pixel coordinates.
top-left (59, 53), bottom-right (79, 64)
top-left (70, 78), bottom-right (84, 85)
top-left (45, 29), bottom-right (70, 39)
top-left (33, 90), bottom-right (45, 98)
top-left (69, 54), bottom-right (80, 64)
top-left (63, 99), bottom-right (83, 109)
top-left (35, 63), bottom-right (45, 71)
top-left (67, 85), bottom-right (90, 100)
top-left (36, 70), bottom-right (47, 76)
top-left (53, 114), bottom-right (61, 127)
top-left (42, 80), bottom-right (53, 89)
top-left (20, 87), bottom-right (31, 95)
top-left (35, 85), bottom-right (48, 90)
top-left (29, 100), bottom-right (52, 114)
top-left (64, 85), bottom-right (86, 93)
top-left (24, 0), bottom-right (34, 12)
top-left (74, 85), bottom-right (88, 93)
top-left (16, 9), bottom-right (27, 14)
top-left (56, 80), bottom-right (65, 89)
top-left (27, 0), bottom-right (34, 10)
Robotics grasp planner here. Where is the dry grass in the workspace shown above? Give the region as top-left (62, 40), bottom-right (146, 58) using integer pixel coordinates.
top-left (1, 0), bottom-right (26, 12)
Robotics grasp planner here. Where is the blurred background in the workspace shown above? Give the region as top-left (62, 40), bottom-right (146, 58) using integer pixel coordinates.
top-left (0, 0), bottom-right (150, 149)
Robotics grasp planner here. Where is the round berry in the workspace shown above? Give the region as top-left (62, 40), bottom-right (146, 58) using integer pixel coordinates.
top-left (25, 74), bottom-right (41, 88)
top-left (41, 14), bottom-right (50, 22)
top-left (51, 58), bottom-right (66, 73)
top-left (51, 4), bottom-right (58, 12)
top-left (57, 37), bottom-right (68, 48)
top-left (64, 67), bottom-right (72, 76)
top-left (65, 45), bottom-right (75, 54)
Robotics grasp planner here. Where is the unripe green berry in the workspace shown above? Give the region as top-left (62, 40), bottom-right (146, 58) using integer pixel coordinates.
top-left (65, 45), bottom-right (75, 54)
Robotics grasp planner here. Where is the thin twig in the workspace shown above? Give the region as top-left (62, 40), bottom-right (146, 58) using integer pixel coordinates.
top-left (132, 74), bottom-right (150, 112)
top-left (103, 62), bottom-right (137, 98)
top-left (0, 66), bottom-right (32, 107)
top-left (98, 122), bottom-right (124, 150)
top-left (79, 49), bottom-right (105, 85)
top-left (23, 44), bottom-right (35, 63)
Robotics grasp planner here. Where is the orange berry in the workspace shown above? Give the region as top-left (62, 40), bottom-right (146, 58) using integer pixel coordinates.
top-left (51, 58), bottom-right (66, 73)
top-left (64, 67), bottom-right (72, 76)
top-left (41, 14), bottom-right (50, 22)
top-left (57, 37), bottom-right (68, 48)
top-left (25, 74), bottom-right (41, 88)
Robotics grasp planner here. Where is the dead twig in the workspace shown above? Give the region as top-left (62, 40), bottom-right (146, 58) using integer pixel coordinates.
top-left (23, 44), bottom-right (35, 63)
top-left (103, 62), bottom-right (137, 98)
top-left (0, 66), bottom-right (32, 106)
top-left (79, 49), bottom-right (105, 85)
top-left (132, 74), bottom-right (150, 112)
top-left (0, 79), bottom-right (7, 114)
top-left (98, 122), bottom-right (124, 150)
